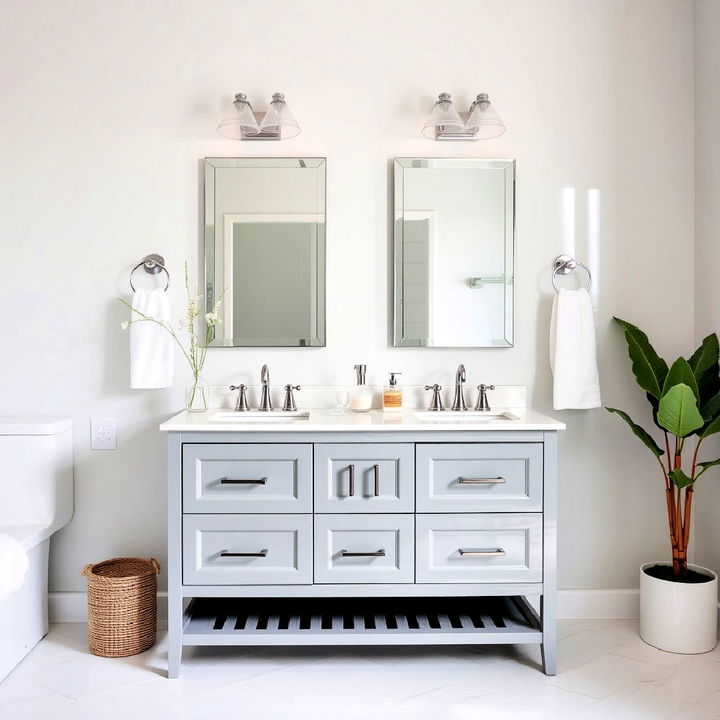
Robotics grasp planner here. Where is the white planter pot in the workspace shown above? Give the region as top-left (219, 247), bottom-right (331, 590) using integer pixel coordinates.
top-left (640, 562), bottom-right (718, 654)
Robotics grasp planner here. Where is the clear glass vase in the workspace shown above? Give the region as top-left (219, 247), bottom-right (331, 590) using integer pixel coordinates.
top-left (186, 375), bottom-right (208, 413)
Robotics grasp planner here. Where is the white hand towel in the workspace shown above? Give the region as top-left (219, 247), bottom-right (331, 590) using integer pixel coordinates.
top-left (0, 534), bottom-right (29, 598)
top-left (549, 287), bottom-right (601, 410)
top-left (130, 288), bottom-right (174, 389)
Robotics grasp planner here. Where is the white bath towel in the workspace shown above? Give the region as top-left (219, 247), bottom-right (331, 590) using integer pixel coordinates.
top-left (0, 534), bottom-right (29, 599)
top-left (549, 288), bottom-right (601, 410)
top-left (130, 288), bottom-right (174, 389)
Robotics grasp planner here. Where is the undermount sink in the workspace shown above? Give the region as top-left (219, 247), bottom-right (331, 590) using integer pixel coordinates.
top-left (210, 411), bottom-right (310, 423)
top-left (414, 411), bottom-right (519, 422)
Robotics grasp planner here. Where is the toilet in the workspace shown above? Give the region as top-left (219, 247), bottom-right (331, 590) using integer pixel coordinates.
top-left (0, 417), bottom-right (73, 682)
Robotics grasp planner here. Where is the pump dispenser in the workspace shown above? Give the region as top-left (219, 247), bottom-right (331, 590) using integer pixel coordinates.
top-left (383, 372), bottom-right (403, 412)
top-left (350, 364), bottom-right (372, 412)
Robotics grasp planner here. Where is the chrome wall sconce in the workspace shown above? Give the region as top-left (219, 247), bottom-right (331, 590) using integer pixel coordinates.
top-left (422, 92), bottom-right (506, 141)
top-left (217, 92), bottom-right (300, 141)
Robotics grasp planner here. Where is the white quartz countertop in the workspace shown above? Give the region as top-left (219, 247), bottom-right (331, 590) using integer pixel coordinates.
top-left (159, 408), bottom-right (565, 432)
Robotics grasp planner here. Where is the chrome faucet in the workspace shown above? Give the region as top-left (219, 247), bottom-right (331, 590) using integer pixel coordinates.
top-left (229, 383), bottom-right (250, 411)
top-left (475, 384), bottom-right (495, 412)
top-left (451, 364), bottom-right (467, 411)
top-left (258, 365), bottom-right (273, 411)
top-left (424, 384), bottom-right (444, 411)
top-left (282, 384), bottom-right (301, 412)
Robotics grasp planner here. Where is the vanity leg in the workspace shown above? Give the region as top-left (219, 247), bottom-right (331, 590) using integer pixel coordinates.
top-left (166, 434), bottom-right (183, 679)
top-left (541, 431), bottom-right (558, 676)
top-left (167, 590), bottom-right (182, 679)
top-left (168, 640), bottom-right (182, 679)
top-left (540, 594), bottom-right (557, 676)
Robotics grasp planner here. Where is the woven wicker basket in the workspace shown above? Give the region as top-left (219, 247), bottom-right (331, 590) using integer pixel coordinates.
top-left (82, 557), bottom-right (161, 658)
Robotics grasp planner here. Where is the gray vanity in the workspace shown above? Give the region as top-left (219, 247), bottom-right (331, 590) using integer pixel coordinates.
top-left (161, 408), bottom-right (563, 678)
top-left (164, 154), bottom-right (564, 678)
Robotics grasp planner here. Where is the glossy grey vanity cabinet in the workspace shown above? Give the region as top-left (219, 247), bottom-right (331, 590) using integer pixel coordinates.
top-left (166, 428), bottom-right (559, 679)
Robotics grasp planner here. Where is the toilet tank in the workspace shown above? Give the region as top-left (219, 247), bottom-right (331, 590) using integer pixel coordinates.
top-left (0, 417), bottom-right (73, 539)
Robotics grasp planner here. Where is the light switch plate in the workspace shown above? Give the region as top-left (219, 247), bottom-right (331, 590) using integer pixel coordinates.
top-left (91, 416), bottom-right (117, 450)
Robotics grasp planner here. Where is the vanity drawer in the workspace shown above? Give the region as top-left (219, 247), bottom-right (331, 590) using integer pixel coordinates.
top-left (416, 443), bottom-right (543, 512)
top-left (313, 514), bottom-right (414, 584)
top-left (183, 514), bottom-right (312, 585)
top-left (314, 443), bottom-right (414, 513)
top-left (182, 444), bottom-right (312, 513)
top-left (416, 513), bottom-right (542, 583)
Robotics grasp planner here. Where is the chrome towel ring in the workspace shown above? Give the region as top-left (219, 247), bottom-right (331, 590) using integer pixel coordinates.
top-left (130, 254), bottom-right (170, 292)
top-left (552, 254), bottom-right (591, 293)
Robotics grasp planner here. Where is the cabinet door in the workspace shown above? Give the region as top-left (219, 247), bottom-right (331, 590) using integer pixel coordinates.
top-left (314, 514), bottom-right (414, 584)
top-left (314, 443), bottom-right (414, 513)
top-left (416, 513), bottom-right (543, 583)
top-left (416, 443), bottom-right (543, 512)
top-left (183, 444), bottom-right (312, 513)
top-left (183, 514), bottom-right (312, 585)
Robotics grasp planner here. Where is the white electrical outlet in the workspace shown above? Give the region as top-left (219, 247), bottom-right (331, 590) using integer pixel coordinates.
top-left (91, 417), bottom-right (117, 450)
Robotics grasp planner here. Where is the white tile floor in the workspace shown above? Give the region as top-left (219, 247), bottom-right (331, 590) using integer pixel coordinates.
top-left (1, 621), bottom-right (720, 719)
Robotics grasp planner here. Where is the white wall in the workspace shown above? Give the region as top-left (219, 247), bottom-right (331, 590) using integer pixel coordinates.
top-left (693, 0), bottom-right (720, 576)
top-left (0, 0), bottom-right (695, 593)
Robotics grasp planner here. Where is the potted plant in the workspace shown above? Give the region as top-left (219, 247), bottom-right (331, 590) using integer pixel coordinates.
top-left (608, 317), bottom-right (719, 653)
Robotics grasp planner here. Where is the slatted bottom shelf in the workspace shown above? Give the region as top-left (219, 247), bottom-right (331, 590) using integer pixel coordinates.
top-left (182, 596), bottom-right (542, 646)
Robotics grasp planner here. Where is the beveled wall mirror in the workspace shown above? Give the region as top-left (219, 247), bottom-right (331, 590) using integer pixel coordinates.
top-left (393, 158), bottom-right (515, 347)
top-left (204, 157), bottom-right (326, 347)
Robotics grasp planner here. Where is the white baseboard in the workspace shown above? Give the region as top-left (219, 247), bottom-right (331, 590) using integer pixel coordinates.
top-left (48, 589), bottom-right (640, 624)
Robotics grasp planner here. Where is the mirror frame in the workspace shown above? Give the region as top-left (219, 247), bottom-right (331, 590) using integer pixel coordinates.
top-left (203, 157), bottom-right (327, 347)
top-left (392, 157), bottom-right (515, 348)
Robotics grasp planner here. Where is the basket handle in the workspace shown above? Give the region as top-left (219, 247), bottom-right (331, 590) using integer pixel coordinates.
top-left (149, 558), bottom-right (161, 574)
top-left (81, 563), bottom-right (94, 577)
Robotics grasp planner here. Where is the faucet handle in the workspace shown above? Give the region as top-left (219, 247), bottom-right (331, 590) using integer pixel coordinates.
top-left (230, 384), bottom-right (250, 412)
top-left (475, 384), bottom-right (495, 412)
top-left (282, 384), bottom-right (301, 412)
top-left (424, 384), bottom-right (444, 412)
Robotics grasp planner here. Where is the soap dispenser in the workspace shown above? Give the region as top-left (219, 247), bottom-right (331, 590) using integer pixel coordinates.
top-left (383, 372), bottom-right (403, 412)
top-left (350, 364), bottom-right (373, 413)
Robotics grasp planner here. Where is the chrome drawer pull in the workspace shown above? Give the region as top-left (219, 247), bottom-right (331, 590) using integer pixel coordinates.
top-left (348, 464), bottom-right (355, 497)
top-left (220, 477), bottom-right (268, 485)
top-left (458, 476), bottom-right (506, 484)
top-left (373, 464), bottom-right (380, 497)
top-left (341, 549), bottom-right (385, 557)
top-left (459, 548), bottom-right (505, 557)
top-left (220, 549), bottom-right (268, 558)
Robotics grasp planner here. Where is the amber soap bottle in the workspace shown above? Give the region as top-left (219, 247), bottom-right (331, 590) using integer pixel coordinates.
top-left (382, 372), bottom-right (403, 411)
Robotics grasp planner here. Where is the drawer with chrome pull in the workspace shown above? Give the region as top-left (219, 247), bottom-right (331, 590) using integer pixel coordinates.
top-left (183, 514), bottom-right (312, 585)
top-left (314, 443), bottom-right (414, 513)
top-left (182, 444), bottom-right (312, 513)
top-left (416, 443), bottom-right (543, 512)
top-left (313, 514), bottom-right (414, 583)
top-left (416, 513), bottom-right (542, 583)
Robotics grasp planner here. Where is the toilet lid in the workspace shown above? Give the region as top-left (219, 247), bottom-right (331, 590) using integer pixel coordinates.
top-left (0, 416), bottom-right (72, 435)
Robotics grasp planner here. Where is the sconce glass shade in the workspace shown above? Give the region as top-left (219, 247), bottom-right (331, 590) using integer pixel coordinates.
top-left (422, 93), bottom-right (464, 138)
top-left (464, 93), bottom-right (506, 139)
top-left (259, 93), bottom-right (301, 139)
top-left (423, 93), bottom-right (464, 138)
top-left (217, 93), bottom-right (260, 139)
